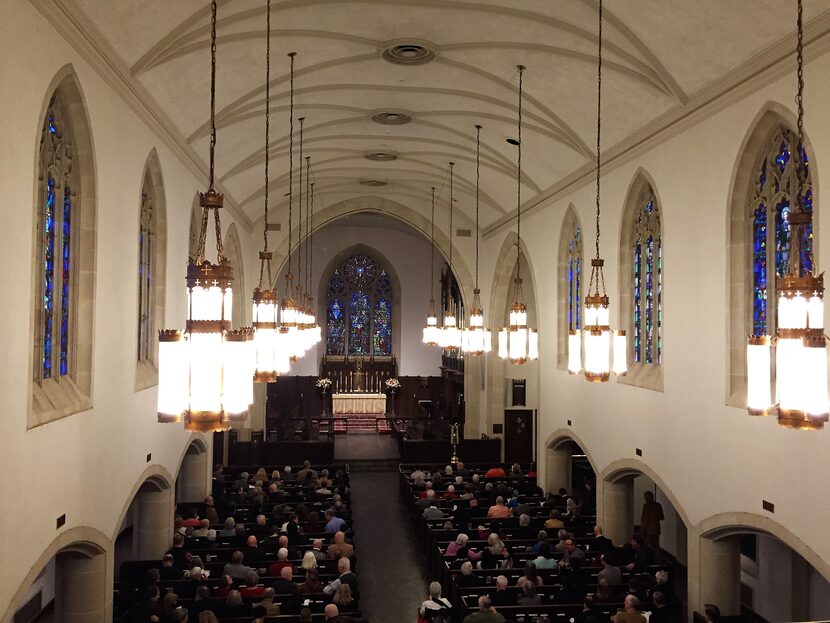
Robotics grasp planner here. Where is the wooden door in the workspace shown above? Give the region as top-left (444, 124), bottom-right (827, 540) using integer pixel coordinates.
top-left (504, 409), bottom-right (534, 465)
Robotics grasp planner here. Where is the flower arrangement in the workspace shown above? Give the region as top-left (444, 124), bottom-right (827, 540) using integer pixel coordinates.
top-left (385, 378), bottom-right (401, 391)
top-left (316, 377), bottom-right (332, 392)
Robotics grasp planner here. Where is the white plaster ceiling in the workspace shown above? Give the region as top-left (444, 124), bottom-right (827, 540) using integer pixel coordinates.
top-left (73, 0), bottom-right (830, 230)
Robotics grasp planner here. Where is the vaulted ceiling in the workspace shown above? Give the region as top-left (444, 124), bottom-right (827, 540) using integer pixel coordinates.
top-left (69, 0), bottom-right (830, 231)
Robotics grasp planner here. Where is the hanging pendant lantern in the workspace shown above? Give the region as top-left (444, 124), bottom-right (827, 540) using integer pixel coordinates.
top-left (439, 162), bottom-right (462, 351)
top-left (462, 125), bottom-right (492, 356)
top-left (570, 0), bottom-right (626, 382)
top-left (157, 0), bottom-right (253, 431)
top-left (746, 0), bottom-right (828, 429)
top-left (423, 187), bottom-right (440, 347)
top-left (498, 65), bottom-right (538, 365)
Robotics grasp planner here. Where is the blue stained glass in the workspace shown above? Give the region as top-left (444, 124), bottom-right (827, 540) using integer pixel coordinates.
top-left (802, 188), bottom-right (813, 274)
top-left (326, 298), bottom-right (346, 355)
top-left (43, 177), bottom-right (56, 379)
top-left (60, 190), bottom-right (71, 375)
top-left (348, 292), bottom-right (371, 355)
top-left (657, 239), bottom-right (662, 364)
top-left (567, 259), bottom-right (574, 331)
top-left (48, 113), bottom-right (57, 134)
top-left (752, 204), bottom-right (768, 335)
top-left (645, 236), bottom-right (654, 364)
top-left (776, 141), bottom-right (790, 172)
top-left (375, 269), bottom-right (392, 296)
top-left (775, 198), bottom-right (790, 277)
top-left (633, 242), bottom-right (641, 363)
top-left (373, 297), bottom-right (392, 355)
top-left (575, 259), bottom-right (581, 330)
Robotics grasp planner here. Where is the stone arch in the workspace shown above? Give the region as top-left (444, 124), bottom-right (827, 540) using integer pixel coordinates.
top-left (617, 167), bottom-right (665, 391)
top-left (176, 435), bottom-right (211, 503)
top-left (224, 222), bottom-right (246, 327)
top-left (3, 526), bottom-right (111, 623)
top-left (315, 242), bottom-right (403, 359)
top-left (28, 64), bottom-right (98, 428)
top-left (135, 148), bottom-right (168, 390)
top-left (484, 233), bottom-right (540, 444)
top-left (726, 102), bottom-right (820, 406)
top-left (272, 196), bottom-right (475, 305)
top-left (111, 465), bottom-right (175, 563)
top-left (557, 205), bottom-right (583, 368)
top-left (542, 429), bottom-right (600, 500)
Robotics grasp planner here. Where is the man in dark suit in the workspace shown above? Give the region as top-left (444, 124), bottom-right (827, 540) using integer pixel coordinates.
top-left (244, 535), bottom-right (267, 564)
top-left (576, 594), bottom-right (602, 623)
top-left (625, 534), bottom-right (654, 572)
top-left (649, 592), bottom-right (676, 623)
top-left (489, 575), bottom-right (516, 607)
top-left (271, 566), bottom-right (301, 614)
top-left (592, 525), bottom-right (615, 554)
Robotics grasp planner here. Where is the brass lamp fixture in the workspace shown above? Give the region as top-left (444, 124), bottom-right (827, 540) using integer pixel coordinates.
top-left (746, 0), bottom-right (828, 429)
top-left (252, 0), bottom-right (289, 382)
top-left (462, 125), bottom-right (491, 356)
top-left (157, 0), bottom-right (253, 430)
top-left (569, 0), bottom-right (626, 381)
top-left (498, 65), bottom-right (538, 365)
top-left (422, 187), bottom-right (440, 346)
top-left (438, 162), bottom-right (462, 351)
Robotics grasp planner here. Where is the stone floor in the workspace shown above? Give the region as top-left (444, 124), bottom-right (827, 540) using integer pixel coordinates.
top-left (334, 433), bottom-right (399, 461)
top-left (350, 469), bottom-right (431, 623)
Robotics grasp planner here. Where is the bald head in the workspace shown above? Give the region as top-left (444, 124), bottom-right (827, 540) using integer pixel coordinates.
top-left (280, 566), bottom-right (293, 581)
top-left (334, 531), bottom-right (346, 543)
top-left (324, 604), bottom-right (339, 618)
top-left (247, 535), bottom-right (258, 548)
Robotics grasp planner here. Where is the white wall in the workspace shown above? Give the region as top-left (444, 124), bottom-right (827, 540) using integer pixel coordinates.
top-left (471, 30), bottom-right (830, 611)
top-left (276, 214), bottom-right (443, 377)
top-left (0, 2), bottom-right (253, 618)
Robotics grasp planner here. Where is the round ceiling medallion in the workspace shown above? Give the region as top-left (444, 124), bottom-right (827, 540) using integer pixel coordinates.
top-left (364, 151), bottom-right (398, 162)
top-left (370, 110), bottom-right (413, 125)
top-left (381, 39), bottom-right (438, 65)
top-left (359, 179), bottom-right (389, 187)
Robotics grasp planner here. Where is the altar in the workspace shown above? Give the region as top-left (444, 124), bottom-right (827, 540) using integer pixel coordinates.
top-left (332, 393), bottom-right (387, 415)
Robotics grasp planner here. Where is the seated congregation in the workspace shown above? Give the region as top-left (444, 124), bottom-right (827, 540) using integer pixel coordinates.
top-left (117, 461), bottom-right (364, 623)
top-left (403, 462), bottom-right (683, 623)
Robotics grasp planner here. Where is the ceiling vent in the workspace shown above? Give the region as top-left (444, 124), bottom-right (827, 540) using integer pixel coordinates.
top-left (382, 39), bottom-right (438, 65)
top-left (364, 151), bottom-right (398, 162)
top-left (359, 179), bottom-right (389, 187)
top-left (371, 110), bottom-right (412, 125)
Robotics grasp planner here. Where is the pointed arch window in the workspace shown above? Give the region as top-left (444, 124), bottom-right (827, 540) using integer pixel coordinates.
top-left (325, 253), bottom-right (393, 356)
top-left (138, 173), bottom-right (155, 363)
top-left (567, 221), bottom-right (583, 334)
top-left (750, 127), bottom-right (812, 336)
top-left (36, 94), bottom-right (78, 381)
top-left (631, 188), bottom-right (662, 365)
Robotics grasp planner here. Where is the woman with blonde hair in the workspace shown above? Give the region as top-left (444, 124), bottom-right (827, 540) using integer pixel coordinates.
top-left (332, 582), bottom-right (353, 608)
top-left (198, 612), bottom-right (219, 623)
top-left (301, 550), bottom-right (318, 571)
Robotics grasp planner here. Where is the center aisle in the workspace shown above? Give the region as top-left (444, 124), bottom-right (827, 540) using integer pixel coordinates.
top-left (350, 468), bottom-right (431, 623)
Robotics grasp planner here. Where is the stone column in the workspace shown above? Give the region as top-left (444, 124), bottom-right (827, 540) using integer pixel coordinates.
top-left (601, 478), bottom-right (633, 546)
top-left (698, 536), bottom-right (740, 615)
top-left (178, 448), bottom-right (209, 503)
top-left (136, 486), bottom-right (173, 560)
top-left (545, 445), bottom-right (570, 495)
top-left (55, 551), bottom-right (108, 623)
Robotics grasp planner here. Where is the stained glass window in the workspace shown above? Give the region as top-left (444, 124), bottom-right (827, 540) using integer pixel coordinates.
top-left (37, 96), bottom-right (77, 382)
top-left (631, 192), bottom-right (662, 365)
top-left (138, 173), bottom-right (155, 362)
top-left (566, 222), bottom-right (582, 332)
top-left (750, 128), bottom-right (812, 335)
top-left (325, 254), bottom-right (394, 356)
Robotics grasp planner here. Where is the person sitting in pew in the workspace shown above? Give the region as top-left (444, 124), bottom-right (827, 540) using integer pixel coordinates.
top-left (245, 535), bottom-right (267, 563)
top-left (455, 461), bottom-right (470, 478)
top-left (488, 575), bottom-right (515, 608)
top-left (222, 590), bottom-right (250, 619)
top-left (214, 574), bottom-right (234, 598)
top-left (240, 570), bottom-right (266, 598)
top-left (518, 581), bottom-right (542, 606)
top-left (592, 525), bottom-right (615, 554)
top-left (532, 530), bottom-right (551, 555)
top-left (159, 592), bottom-right (181, 623)
top-left (462, 595), bottom-right (506, 623)
top-left (267, 547), bottom-right (294, 577)
top-left (306, 511), bottom-right (324, 533)
top-left (612, 594), bottom-right (647, 623)
top-left (419, 581), bottom-right (453, 622)
top-left (189, 586), bottom-right (212, 619)
top-left (167, 534), bottom-right (191, 566)
top-left (626, 577), bottom-right (649, 604)
top-left (196, 609), bottom-right (219, 623)
top-left (217, 517), bottom-right (236, 538)
top-left (222, 550), bottom-right (253, 581)
top-left (532, 542), bottom-right (558, 570)
top-left (559, 538), bottom-right (586, 570)
top-left (516, 561), bottom-right (544, 587)
top-left (595, 577), bottom-right (614, 604)
top-left (159, 554), bottom-right (179, 581)
top-left (455, 561), bottom-right (480, 588)
top-left (443, 484), bottom-right (459, 500)
top-left (484, 465), bottom-right (507, 479)
top-left (553, 528), bottom-right (571, 551)
top-left (410, 467), bottom-right (427, 482)
top-left (323, 557), bottom-right (358, 596)
top-left (576, 594), bottom-right (602, 623)
top-left (423, 501), bottom-right (445, 519)
top-left (514, 513), bottom-right (536, 540)
top-left (544, 510), bottom-right (565, 531)
top-left (271, 567), bottom-right (301, 614)
top-left (598, 554), bottom-right (622, 585)
top-left (625, 534), bottom-right (654, 572)
top-left (648, 592), bottom-right (675, 623)
top-left (325, 508), bottom-right (347, 534)
top-left (447, 534), bottom-right (481, 561)
top-left (327, 531), bottom-right (355, 559)
top-left (126, 585), bottom-right (161, 623)
top-left (251, 604), bottom-right (268, 623)
top-left (307, 537), bottom-right (326, 562)
top-left (299, 567), bottom-right (324, 594)
top-left (253, 587), bottom-right (281, 616)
